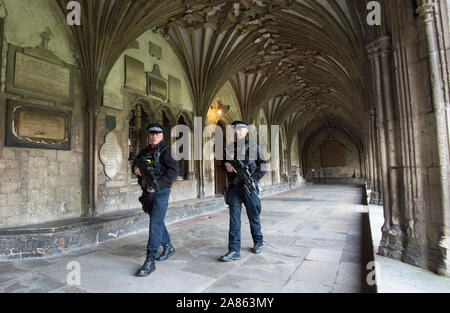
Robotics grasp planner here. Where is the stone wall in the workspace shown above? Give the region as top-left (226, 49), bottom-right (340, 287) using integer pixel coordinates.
top-left (0, 0), bottom-right (85, 227)
top-left (305, 128), bottom-right (361, 179)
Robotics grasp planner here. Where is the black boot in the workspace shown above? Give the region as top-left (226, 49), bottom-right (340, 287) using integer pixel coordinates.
top-left (252, 242), bottom-right (263, 254)
top-left (156, 244), bottom-right (176, 261)
top-left (219, 251), bottom-right (241, 262)
top-left (136, 256), bottom-right (156, 277)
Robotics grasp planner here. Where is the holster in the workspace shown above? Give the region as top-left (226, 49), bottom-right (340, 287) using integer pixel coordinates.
top-left (139, 196), bottom-right (152, 215)
top-left (223, 188), bottom-right (230, 206)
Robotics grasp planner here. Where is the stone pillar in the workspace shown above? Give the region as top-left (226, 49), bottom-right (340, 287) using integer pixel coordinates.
top-left (187, 132), bottom-right (196, 180)
top-left (365, 119), bottom-right (374, 188)
top-left (417, 2), bottom-right (450, 276)
top-left (368, 41), bottom-right (389, 209)
top-left (368, 37), bottom-right (406, 258)
top-left (368, 110), bottom-right (381, 204)
top-left (379, 36), bottom-right (404, 258)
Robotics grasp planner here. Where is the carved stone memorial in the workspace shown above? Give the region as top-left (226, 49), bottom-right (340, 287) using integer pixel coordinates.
top-left (147, 64), bottom-right (167, 100)
top-left (5, 100), bottom-right (71, 150)
top-left (149, 41), bottom-right (162, 59)
top-left (125, 55), bottom-right (146, 94)
top-left (99, 132), bottom-right (123, 179)
top-left (103, 89), bottom-right (123, 111)
top-left (6, 44), bottom-right (74, 105)
top-left (169, 75), bottom-right (182, 105)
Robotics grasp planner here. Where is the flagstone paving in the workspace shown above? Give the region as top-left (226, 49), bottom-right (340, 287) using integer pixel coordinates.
top-left (0, 184), bottom-right (371, 293)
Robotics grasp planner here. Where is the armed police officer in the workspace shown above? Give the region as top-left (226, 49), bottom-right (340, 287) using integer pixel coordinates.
top-left (131, 123), bottom-right (178, 277)
top-left (220, 121), bottom-right (267, 262)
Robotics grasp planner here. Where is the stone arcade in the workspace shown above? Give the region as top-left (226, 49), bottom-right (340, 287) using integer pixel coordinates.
top-left (0, 0), bottom-right (449, 286)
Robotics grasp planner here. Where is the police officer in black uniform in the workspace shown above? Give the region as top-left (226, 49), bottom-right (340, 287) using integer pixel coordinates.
top-left (220, 121), bottom-right (267, 262)
top-left (133, 123), bottom-right (178, 277)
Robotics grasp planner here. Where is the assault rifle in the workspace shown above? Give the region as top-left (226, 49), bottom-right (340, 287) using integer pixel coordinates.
top-left (224, 149), bottom-right (258, 196)
top-left (129, 152), bottom-right (160, 193)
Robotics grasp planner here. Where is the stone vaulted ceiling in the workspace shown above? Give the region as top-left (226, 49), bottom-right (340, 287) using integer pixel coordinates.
top-left (55, 0), bottom-right (389, 147)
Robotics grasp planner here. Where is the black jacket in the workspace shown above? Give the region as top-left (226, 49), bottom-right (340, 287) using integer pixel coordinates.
top-left (221, 136), bottom-right (267, 185)
top-left (133, 141), bottom-right (178, 191)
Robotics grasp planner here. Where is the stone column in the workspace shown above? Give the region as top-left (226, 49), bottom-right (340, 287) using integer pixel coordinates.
top-left (365, 119), bottom-right (374, 188)
top-left (368, 38), bottom-right (404, 258)
top-left (368, 110), bottom-right (381, 204)
top-left (369, 41), bottom-right (389, 208)
top-left (417, 2), bottom-right (450, 276)
top-left (379, 36), bottom-right (404, 258)
top-left (366, 44), bottom-right (384, 207)
top-left (187, 131), bottom-right (196, 180)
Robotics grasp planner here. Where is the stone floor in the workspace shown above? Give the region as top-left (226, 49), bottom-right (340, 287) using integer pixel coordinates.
top-left (0, 185), bottom-right (371, 293)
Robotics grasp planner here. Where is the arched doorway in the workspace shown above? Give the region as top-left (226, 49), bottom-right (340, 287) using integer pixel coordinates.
top-left (214, 120), bottom-right (227, 195)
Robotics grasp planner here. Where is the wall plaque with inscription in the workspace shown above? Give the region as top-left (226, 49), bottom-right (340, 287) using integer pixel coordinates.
top-left (125, 55), bottom-right (146, 94)
top-left (169, 75), bottom-right (182, 105)
top-left (147, 64), bottom-right (167, 99)
top-left (103, 89), bottom-right (123, 111)
top-left (15, 52), bottom-right (70, 99)
top-left (6, 44), bottom-right (74, 105)
top-left (99, 132), bottom-right (123, 179)
top-left (149, 41), bottom-right (162, 59)
top-left (5, 100), bottom-right (71, 150)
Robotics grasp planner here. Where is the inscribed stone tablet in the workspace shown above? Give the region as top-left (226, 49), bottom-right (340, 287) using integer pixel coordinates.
top-left (149, 41), bottom-right (162, 59)
top-left (14, 52), bottom-right (70, 99)
top-left (103, 90), bottom-right (123, 111)
top-left (15, 107), bottom-right (67, 141)
top-left (99, 132), bottom-right (123, 179)
top-left (5, 100), bottom-right (71, 150)
top-left (148, 74), bottom-right (167, 98)
top-left (125, 55), bottom-right (146, 94)
top-left (169, 75), bottom-right (182, 104)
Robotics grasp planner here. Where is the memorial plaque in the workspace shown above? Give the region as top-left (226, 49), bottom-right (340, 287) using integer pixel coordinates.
top-left (15, 52), bottom-right (70, 99)
top-left (6, 44), bottom-right (74, 105)
top-left (5, 100), bottom-right (71, 150)
top-left (169, 75), bottom-right (182, 105)
top-left (15, 108), bottom-right (66, 141)
top-left (149, 41), bottom-right (162, 59)
top-left (103, 89), bottom-right (123, 111)
top-left (99, 132), bottom-right (123, 179)
top-left (125, 55), bottom-right (146, 94)
top-left (147, 64), bottom-right (167, 99)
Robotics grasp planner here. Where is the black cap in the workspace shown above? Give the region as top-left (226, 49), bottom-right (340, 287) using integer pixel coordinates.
top-left (146, 123), bottom-right (165, 134)
top-left (231, 121), bottom-right (249, 130)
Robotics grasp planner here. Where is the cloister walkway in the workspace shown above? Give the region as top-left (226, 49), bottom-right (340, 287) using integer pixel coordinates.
top-left (0, 185), bottom-right (373, 293)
